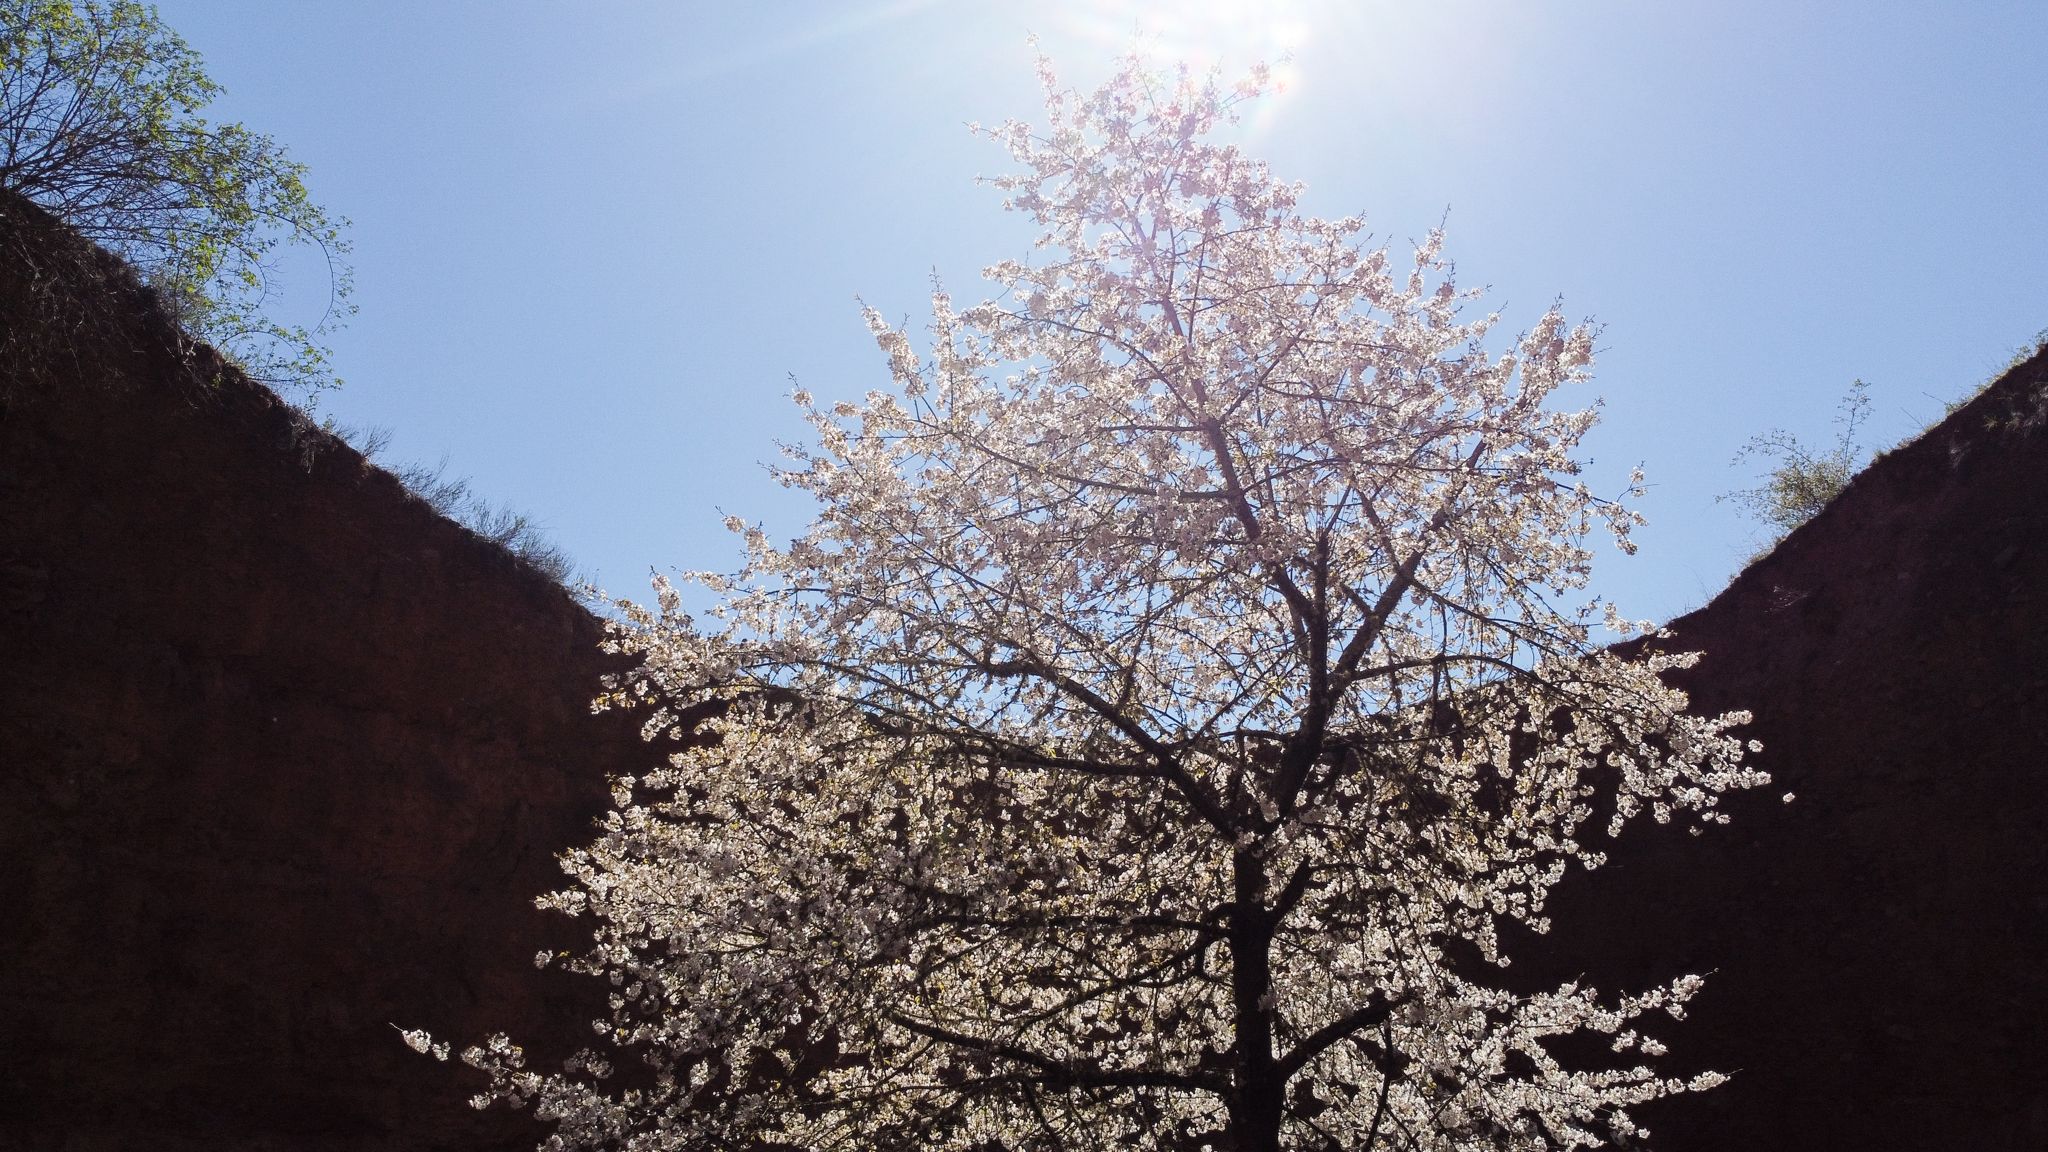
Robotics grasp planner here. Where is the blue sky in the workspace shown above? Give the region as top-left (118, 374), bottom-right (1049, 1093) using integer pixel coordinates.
top-left (151, 0), bottom-right (2048, 623)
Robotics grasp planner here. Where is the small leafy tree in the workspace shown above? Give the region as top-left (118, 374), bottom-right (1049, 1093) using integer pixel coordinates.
top-left (0, 0), bottom-right (351, 394)
top-left (431, 57), bottom-right (1765, 1151)
top-left (1720, 380), bottom-right (1870, 538)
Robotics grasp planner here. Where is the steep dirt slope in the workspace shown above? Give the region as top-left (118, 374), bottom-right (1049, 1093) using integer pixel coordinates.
top-left (0, 192), bottom-right (644, 1149)
top-left (1521, 348), bottom-right (2048, 1149)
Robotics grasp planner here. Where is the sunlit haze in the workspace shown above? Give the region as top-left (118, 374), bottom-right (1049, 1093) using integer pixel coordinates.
top-left (146, 1), bottom-right (2048, 624)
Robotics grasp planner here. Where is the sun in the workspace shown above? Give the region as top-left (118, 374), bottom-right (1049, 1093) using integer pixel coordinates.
top-left (1044, 0), bottom-right (1313, 70)
top-left (1030, 0), bottom-right (1315, 130)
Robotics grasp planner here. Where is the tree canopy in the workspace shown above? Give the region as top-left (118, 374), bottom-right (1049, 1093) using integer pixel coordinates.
top-left (0, 0), bottom-right (350, 394)
top-left (430, 56), bottom-right (1766, 1152)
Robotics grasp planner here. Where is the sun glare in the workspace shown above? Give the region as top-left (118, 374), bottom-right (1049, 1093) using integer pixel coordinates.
top-left (1038, 0), bottom-right (1318, 128)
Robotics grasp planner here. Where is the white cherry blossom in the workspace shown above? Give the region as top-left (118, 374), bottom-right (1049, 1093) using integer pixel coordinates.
top-left (446, 54), bottom-right (1765, 1152)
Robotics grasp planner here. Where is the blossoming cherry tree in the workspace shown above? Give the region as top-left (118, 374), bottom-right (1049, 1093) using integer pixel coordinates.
top-left (433, 56), bottom-right (1765, 1152)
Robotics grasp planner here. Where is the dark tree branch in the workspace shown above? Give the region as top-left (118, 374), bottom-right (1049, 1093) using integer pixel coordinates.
top-left (1276, 995), bottom-right (1407, 1082)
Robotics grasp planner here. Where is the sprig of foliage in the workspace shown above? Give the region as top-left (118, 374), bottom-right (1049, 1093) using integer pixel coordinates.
top-left (0, 0), bottom-right (351, 395)
top-left (1721, 380), bottom-right (1870, 538)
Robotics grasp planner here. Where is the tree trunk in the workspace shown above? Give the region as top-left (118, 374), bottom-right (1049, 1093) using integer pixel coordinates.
top-left (1229, 848), bottom-right (1284, 1152)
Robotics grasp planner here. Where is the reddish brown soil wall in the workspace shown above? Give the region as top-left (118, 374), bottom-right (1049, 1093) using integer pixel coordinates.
top-left (0, 193), bottom-right (640, 1150)
top-left (1521, 347), bottom-right (2048, 1149)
